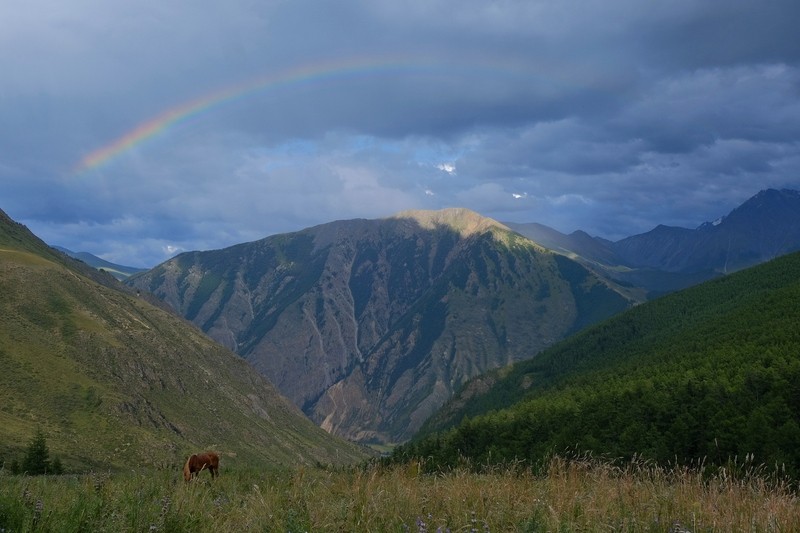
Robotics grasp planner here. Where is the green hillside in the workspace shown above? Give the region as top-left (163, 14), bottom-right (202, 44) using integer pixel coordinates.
top-left (395, 251), bottom-right (800, 476)
top-left (0, 210), bottom-right (368, 472)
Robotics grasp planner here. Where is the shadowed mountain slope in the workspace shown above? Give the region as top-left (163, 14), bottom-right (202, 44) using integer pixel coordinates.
top-left (0, 209), bottom-right (368, 471)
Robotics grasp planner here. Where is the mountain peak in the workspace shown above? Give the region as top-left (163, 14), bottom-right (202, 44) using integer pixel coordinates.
top-left (754, 187), bottom-right (799, 200)
top-left (719, 188), bottom-right (800, 228)
top-left (735, 187), bottom-right (800, 210)
top-left (390, 208), bottom-right (510, 237)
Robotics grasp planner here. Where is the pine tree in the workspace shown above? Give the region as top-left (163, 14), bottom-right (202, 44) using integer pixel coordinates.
top-left (22, 427), bottom-right (51, 475)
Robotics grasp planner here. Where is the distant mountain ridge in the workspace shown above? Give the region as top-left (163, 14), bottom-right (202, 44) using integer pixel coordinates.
top-left (614, 189), bottom-right (800, 272)
top-left (129, 208), bottom-right (632, 445)
top-left (0, 208), bottom-right (367, 470)
top-left (53, 246), bottom-right (147, 280)
top-left (507, 188), bottom-right (800, 295)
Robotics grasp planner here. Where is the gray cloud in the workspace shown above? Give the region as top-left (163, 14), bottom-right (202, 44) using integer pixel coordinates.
top-left (1, 0), bottom-right (799, 266)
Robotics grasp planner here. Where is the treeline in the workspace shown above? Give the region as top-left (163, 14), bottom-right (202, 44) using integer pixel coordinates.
top-left (391, 252), bottom-right (800, 478)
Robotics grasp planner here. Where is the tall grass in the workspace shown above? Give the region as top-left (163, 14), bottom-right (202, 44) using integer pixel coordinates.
top-left (1, 455), bottom-right (797, 531)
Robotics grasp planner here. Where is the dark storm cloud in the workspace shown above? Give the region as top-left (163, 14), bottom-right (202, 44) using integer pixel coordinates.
top-left (1, 0), bottom-right (799, 266)
top-left (639, 0), bottom-right (800, 68)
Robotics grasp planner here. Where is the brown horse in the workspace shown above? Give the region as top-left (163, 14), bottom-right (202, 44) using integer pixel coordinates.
top-left (183, 452), bottom-right (219, 481)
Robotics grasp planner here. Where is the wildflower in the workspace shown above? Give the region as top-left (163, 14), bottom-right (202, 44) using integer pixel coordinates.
top-left (32, 499), bottom-right (44, 527)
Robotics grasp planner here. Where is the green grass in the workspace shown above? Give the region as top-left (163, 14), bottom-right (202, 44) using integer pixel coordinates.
top-left (1, 456), bottom-right (797, 532)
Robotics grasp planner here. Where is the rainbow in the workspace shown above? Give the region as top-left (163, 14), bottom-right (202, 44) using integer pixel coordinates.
top-left (72, 56), bottom-right (578, 175)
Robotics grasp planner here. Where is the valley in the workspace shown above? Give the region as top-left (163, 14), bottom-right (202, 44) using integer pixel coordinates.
top-left (125, 188), bottom-right (800, 448)
top-left (5, 1), bottom-right (799, 528)
top-left (2, 187), bottom-right (799, 476)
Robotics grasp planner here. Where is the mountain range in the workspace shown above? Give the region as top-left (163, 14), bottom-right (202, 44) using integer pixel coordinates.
top-left (128, 209), bottom-right (633, 445)
top-left (30, 187), bottom-right (799, 453)
top-left (125, 188), bottom-right (800, 446)
top-left (0, 208), bottom-right (367, 471)
top-left (507, 188), bottom-right (800, 295)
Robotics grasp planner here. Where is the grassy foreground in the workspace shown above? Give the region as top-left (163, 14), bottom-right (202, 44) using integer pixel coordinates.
top-left (1, 456), bottom-right (798, 532)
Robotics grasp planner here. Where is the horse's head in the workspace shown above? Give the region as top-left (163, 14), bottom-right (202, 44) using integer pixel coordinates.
top-left (183, 454), bottom-right (196, 482)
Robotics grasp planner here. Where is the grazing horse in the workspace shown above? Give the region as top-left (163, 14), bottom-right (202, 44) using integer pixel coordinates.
top-left (183, 452), bottom-right (219, 481)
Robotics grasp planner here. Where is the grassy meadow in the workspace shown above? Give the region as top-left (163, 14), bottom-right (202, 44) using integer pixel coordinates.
top-left (1, 456), bottom-right (798, 532)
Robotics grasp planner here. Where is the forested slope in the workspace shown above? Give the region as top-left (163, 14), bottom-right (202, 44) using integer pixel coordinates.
top-left (396, 251), bottom-right (800, 476)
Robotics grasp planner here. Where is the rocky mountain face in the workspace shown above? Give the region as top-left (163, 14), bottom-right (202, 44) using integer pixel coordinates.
top-left (508, 189), bottom-right (800, 296)
top-left (129, 208), bottom-right (632, 444)
top-left (0, 208), bottom-right (368, 471)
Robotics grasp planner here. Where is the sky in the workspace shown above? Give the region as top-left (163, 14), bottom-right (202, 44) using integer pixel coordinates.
top-left (2, 0), bottom-right (799, 267)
